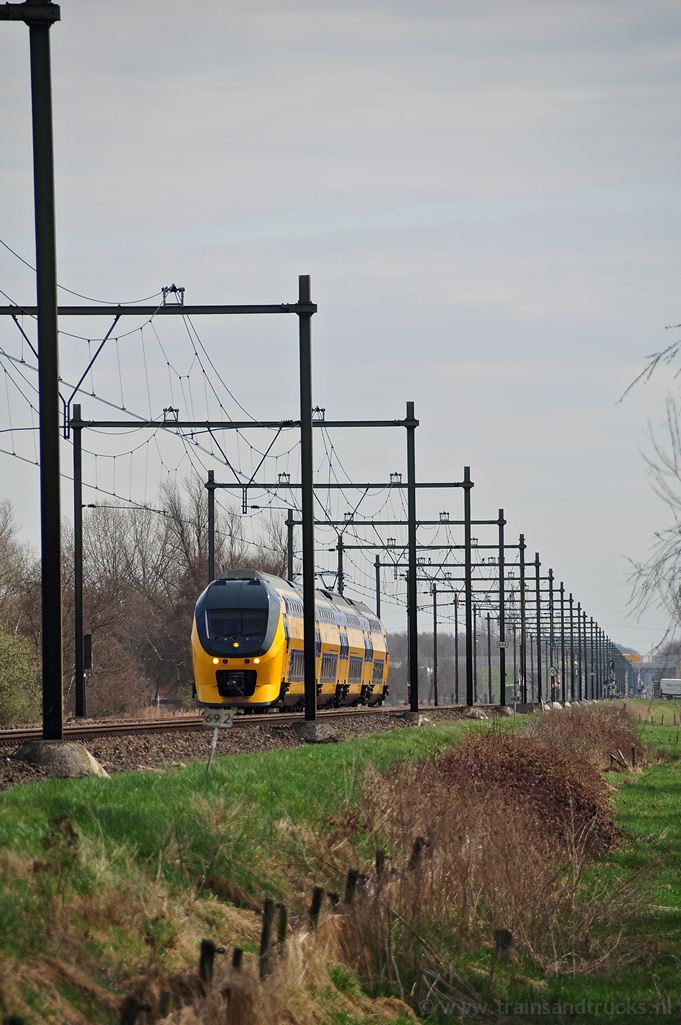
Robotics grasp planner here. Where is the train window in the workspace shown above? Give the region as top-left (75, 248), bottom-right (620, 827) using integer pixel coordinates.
top-left (284, 596), bottom-right (303, 617)
top-left (289, 650), bottom-right (305, 682)
top-left (315, 627), bottom-right (322, 657)
top-left (372, 659), bottom-right (384, 682)
top-left (206, 609), bottom-right (267, 640)
top-left (339, 631), bottom-right (349, 660)
top-left (321, 653), bottom-right (338, 682)
top-left (348, 656), bottom-right (363, 683)
top-left (364, 636), bottom-right (374, 661)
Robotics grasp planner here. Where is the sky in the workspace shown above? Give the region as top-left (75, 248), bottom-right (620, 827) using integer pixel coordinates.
top-left (1, 0), bottom-right (680, 654)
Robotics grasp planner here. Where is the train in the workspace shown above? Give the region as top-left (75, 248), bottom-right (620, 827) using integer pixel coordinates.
top-left (191, 569), bottom-right (390, 709)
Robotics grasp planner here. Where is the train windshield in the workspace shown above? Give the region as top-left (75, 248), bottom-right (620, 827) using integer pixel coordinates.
top-left (206, 608), bottom-right (268, 641)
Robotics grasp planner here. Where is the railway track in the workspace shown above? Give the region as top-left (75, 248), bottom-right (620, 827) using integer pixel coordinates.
top-left (0, 704), bottom-right (466, 745)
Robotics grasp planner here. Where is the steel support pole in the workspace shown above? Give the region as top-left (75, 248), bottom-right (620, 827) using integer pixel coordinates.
top-left (73, 403), bottom-right (85, 718)
top-left (581, 610), bottom-right (587, 699)
top-left (432, 584), bottom-right (438, 706)
top-left (463, 466), bottom-right (474, 705)
top-left (374, 555), bottom-right (381, 618)
top-left (513, 620), bottom-right (517, 694)
top-left (286, 508), bottom-right (294, 581)
top-left (595, 627), bottom-right (600, 698)
top-left (486, 611), bottom-right (492, 704)
top-left (534, 553), bottom-right (542, 702)
top-left (207, 470), bottom-right (215, 584)
top-left (569, 594), bottom-right (575, 701)
top-left (590, 617), bottom-right (595, 700)
top-left (297, 275), bottom-right (317, 722)
top-left (9, 3), bottom-right (64, 739)
top-left (454, 595), bottom-right (460, 703)
top-left (560, 582), bottom-right (566, 704)
top-left (519, 534), bottom-right (527, 702)
top-left (473, 603), bottom-right (478, 701)
top-left (406, 402), bottom-right (419, 712)
top-left (498, 509), bottom-right (506, 705)
top-left (582, 610), bottom-right (588, 700)
top-left (576, 602), bottom-right (582, 701)
top-left (336, 534), bottom-right (344, 595)
top-left (548, 568), bottom-right (554, 690)
top-left (529, 631), bottom-right (534, 693)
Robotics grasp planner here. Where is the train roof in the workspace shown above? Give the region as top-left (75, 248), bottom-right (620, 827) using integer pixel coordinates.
top-left (217, 568), bottom-right (297, 588)
top-left (215, 570), bottom-right (380, 624)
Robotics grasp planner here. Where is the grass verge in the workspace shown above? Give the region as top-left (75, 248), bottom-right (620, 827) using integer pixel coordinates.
top-left (1, 707), bottom-right (679, 1024)
top-left (0, 719), bottom-right (484, 1024)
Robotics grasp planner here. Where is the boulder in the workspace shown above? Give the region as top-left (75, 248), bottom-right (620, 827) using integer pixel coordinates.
top-left (291, 721), bottom-right (338, 743)
top-left (400, 711), bottom-right (432, 726)
top-left (13, 740), bottom-right (109, 779)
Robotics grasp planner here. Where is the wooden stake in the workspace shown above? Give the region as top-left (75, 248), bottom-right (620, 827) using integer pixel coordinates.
top-left (309, 886), bottom-right (324, 930)
top-left (259, 898), bottom-right (275, 979)
top-left (495, 929), bottom-right (513, 962)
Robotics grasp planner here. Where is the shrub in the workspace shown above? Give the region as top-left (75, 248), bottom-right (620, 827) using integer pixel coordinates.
top-left (0, 628), bottom-right (39, 725)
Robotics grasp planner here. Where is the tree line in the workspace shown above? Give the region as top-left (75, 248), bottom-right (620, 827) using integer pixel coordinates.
top-left (0, 481), bottom-right (286, 724)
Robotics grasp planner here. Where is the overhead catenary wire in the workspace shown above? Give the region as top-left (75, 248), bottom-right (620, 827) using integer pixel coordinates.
top-left (0, 237), bottom-right (163, 305)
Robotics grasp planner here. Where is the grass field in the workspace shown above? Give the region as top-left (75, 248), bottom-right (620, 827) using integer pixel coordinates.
top-left (0, 708), bottom-right (680, 1024)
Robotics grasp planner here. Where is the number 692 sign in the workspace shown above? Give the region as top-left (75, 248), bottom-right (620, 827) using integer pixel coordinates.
top-left (202, 708), bottom-right (236, 728)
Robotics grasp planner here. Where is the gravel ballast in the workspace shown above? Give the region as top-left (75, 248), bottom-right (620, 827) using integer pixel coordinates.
top-left (0, 708), bottom-right (470, 790)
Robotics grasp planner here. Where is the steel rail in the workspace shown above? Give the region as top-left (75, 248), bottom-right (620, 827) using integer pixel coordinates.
top-left (0, 704), bottom-right (473, 744)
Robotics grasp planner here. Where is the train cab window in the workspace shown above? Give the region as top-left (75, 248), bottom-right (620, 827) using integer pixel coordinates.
top-left (206, 609), bottom-right (267, 640)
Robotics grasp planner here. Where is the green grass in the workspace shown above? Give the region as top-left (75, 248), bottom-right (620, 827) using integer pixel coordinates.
top-left (527, 759), bottom-right (681, 1024)
top-left (0, 721), bottom-right (486, 957)
top-left (0, 720), bottom-right (478, 861)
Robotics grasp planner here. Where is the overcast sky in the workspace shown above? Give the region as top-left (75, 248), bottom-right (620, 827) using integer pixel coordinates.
top-left (1, 0), bottom-right (680, 652)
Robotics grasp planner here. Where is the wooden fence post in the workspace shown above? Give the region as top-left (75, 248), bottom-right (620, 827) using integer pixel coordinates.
top-left (309, 886), bottom-right (324, 929)
top-left (408, 836), bottom-right (427, 870)
top-left (494, 929), bottom-right (513, 962)
top-left (259, 898), bottom-right (275, 979)
top-left (277, 902), bottom-right (289, 950)
top-left (344, 869), bottom-right (359, 905)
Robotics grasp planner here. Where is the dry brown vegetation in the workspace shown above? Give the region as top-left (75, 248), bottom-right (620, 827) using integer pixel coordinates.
top-left (337, 708), bottom-right (646, 1010)
top-left (524, 703), bottom-right (645, 770)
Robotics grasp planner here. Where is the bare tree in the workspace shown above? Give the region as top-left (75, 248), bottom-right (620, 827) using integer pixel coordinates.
top-left (629, 397), bottom-right (681, 627)
top-left (0, 500), bottom-right (33, 633)
top-left (256, 515), bottom-right (288, 577)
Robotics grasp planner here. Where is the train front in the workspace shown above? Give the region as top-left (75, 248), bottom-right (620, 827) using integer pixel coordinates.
top-left (191, 571), bottom-right (285, 708)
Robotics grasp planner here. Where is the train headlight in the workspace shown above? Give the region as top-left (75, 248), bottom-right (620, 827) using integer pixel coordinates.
top-left (254, 657), bottom-right (260, 664)
top-left (212, 657), bottom-right (220, 665)
top-left (233, 641), bottom-right (240, 648)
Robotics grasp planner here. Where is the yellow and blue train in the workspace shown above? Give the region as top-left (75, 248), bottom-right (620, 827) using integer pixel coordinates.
top-left (191, 569), bottom-right (389, 709)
